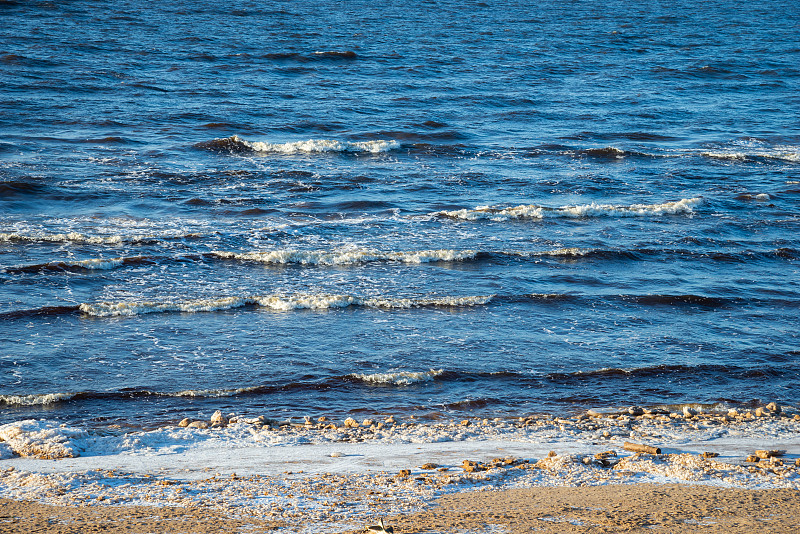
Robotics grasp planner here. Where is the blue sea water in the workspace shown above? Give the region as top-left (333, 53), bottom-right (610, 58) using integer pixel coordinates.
top-left (1, 0), bottom-right (799, 428)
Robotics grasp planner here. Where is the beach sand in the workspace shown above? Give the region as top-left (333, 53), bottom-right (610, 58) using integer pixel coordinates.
top-left (3, 483), bottom-right (800, 533)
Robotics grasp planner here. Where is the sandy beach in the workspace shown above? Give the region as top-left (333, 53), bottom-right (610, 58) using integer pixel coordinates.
top-left (2, 406), bottom-right (799, 533)
top-left (3, 483), bottom-right (800, 533)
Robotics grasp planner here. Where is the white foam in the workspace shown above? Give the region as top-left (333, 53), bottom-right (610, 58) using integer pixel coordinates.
top-left (0, 231), bottom-right (198, 245)
top-left (0, 231), bottom-right (125, 245)
top-left (173, 386), bottom-right (263, 398)
top-left (0, 393), bottom-right (76, 406)
top-left (0, 420), bottom-right (88, 459)
top-left (435, 197), bottom-right (703, 221)
top-left (1, 413), bottom-right (798, 526)
top-left (701, 150), bottom-right (799, 162)
top-left (350, 369), bottom-right (443, 385)
top-left (240, 136), bottom-right (400, 154)
top-left (534, 247), bottom-right (593, 257)
top-left (212, 248), bottom-right (478, 265)
top-left (79, 294), bottom-right (494, 317)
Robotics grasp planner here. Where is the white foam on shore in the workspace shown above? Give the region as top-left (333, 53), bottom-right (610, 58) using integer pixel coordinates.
top-left (435, 197), bottom-right (702, 221)
top-left (78, 294), bottom-right (494, 317)
top-left (242, 136), bottom-right (400, 154)
top-left (212, 248), bottom-right (478, 265)
top-left (1, 411), bottom-right (798, 529)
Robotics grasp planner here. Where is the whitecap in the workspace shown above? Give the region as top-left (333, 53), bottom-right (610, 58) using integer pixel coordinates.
top-left (350, 368), bottom-right (444, 385)
top-left (212, 248), bottom-right (478, 265)
top-left (435, 197), bottom-right (703, 221)
top-left (79, 293), bottom-right (494, 317)
top-left (238, 136), bottom-right (400, 154)
top-left (0, 392), bottom-right (76, 406)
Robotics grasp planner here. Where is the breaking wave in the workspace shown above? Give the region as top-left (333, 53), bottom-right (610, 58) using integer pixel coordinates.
top-left (0, 232), bottom-right (202, 245)
top-left (211, 248), bottom-right (478, 265)
top-left (349, 369), bottom-right (444, 386)
top-left (196, 135), bottom-right (400, 154)
top-left (5, 256), bottom-right (150, 274)
top-left (79, 294), bottom-right (495, 317)
top-left (434, 197), bottom-right (703, 221)
top-left (0, 392), bottom-right (78, 406)
top-left (700, 149), bottom-right (799, 163)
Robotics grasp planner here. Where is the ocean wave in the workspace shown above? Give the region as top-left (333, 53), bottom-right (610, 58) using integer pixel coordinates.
top-left (211, 248), bottom-right (478, 266)
top-left (172, 386), bottom-right (264, 398)
top-left (349, 369), bottom-right (444, 386)
top-left (196, 135), bottom-right (400, 154)
top-left (5, 256), bottom-right (150, 274)
top-left (0, 232), bottom-right (202, 245)
top-left (700, 150), bottom-right (799, 163)
top-left (434, 197), bottom-right (703, 221)
top-left (79, 294), bottom-right (494, 317)
top-left (0, 392), bottom-right (77, 406)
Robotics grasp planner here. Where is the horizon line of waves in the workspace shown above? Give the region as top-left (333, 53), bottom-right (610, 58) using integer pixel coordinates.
top-left (4, 256), bottom-right (152, 274)
top-left (346, 369), bottom-right (444, 386)
top-left (0, 231), bottom-right (204, 246)
top-left (78, 294), bottom-right (495, 317)
top-left (195, 135), bottom-right (400, 154)
top-left (211, 248), bottom-right (479, 266)
top-left (433, 197), bottom-right (703, 221)
top-left (5, 363), bottom-right (793, 408)
top-left (6, 291), bottom-right (794, 321)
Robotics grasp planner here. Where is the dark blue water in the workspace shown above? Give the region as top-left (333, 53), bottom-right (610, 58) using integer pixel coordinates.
top-left (2, 0), bottom-right (799, 428)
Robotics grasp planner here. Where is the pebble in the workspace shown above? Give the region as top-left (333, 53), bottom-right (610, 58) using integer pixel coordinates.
top-left (210, 410), bottom-right (228, 426)
top-left (188, 421), bottom-right (208, 429)
top-left (766, 402), bottom-right (781, 414)
top-left (178, 418), bottom-right (191, 427)
top-left (755, 449), bottom-right (785, 459)
top-left (343, 418), bottom-right (359, 428)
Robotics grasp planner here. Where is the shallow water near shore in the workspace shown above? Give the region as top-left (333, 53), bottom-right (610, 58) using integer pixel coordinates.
top-left (2, 0), bottom-right (800, 435)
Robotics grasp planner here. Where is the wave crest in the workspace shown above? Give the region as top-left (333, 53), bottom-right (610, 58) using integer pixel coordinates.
top-left (196, 135), bottom-right (400, 154)
top-left (350, 369), bottom-right (444, 385)
top-left (79, 294), bottom-right (494, 317)
top-left (0, 392), bottom-right (77, 406)
top-left (435, 197), bottom-right (702, 221)
top-left (212, 248), bottom-right (478, 265)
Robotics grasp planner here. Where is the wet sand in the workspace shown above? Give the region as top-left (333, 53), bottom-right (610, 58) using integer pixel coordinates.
top-left (3, 483), bottom-right (800, 534)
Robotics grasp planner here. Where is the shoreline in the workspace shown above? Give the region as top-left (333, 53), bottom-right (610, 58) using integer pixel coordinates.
top-left (1, 404), bottom-right (799, 531)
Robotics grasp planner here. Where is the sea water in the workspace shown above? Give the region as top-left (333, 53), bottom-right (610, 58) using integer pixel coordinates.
top-left (2, 0), bottom-right (799, 431)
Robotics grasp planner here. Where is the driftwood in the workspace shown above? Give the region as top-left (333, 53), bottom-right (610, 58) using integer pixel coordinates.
top-left (623, 441), bottom-right (661, 455)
